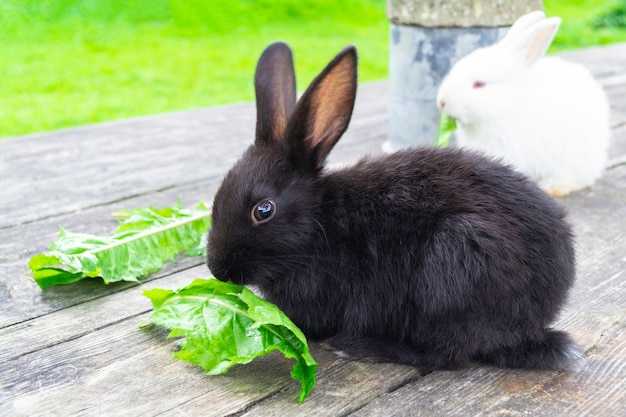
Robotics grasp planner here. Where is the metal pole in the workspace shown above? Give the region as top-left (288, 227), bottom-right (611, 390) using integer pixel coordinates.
top-left (384, 0), bottom-right (544, 151)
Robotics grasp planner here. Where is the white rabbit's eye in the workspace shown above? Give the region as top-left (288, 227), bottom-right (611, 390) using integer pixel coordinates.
top-left (473, 81), bottom-right (486, 89)
top-left (252, 199), bottom-right (276, 224)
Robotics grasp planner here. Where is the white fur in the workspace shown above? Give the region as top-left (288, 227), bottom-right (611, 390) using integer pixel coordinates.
top-left (437, 11), bottom-right (610, 196)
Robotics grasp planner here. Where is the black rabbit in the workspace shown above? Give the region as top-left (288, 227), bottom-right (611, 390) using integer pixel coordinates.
top-left (207, 42), bottom-right (581, 373)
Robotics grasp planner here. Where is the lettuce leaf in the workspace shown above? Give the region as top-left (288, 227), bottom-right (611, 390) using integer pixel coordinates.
top-left (29, 203), bottom-right (211, 289)
top-left (435, 111), bottom-right (457, 147)
top-left (29, 203), bottom-right (318, 402)
top-left (143, 278), bottom-right (318, 403)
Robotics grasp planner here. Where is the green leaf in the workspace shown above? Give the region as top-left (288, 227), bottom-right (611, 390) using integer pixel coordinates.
top-left (435, 111), bottom-right (457, 147)
top-left (142, 278), bottom-right (318, 404)
top-left (29, 203), bottom-right (212, 289)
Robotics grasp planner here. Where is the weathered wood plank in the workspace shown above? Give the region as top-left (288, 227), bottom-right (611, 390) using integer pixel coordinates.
top-left (561, 44), bottom-right (626, 130)
top-left (0, 266), bottom-right (418, 416)
top-left (0, 82), bottom-right (387, 229)
top-left (1, 264), bottom-right (315, 415)
top-left (235, 362), bottom-right (419, 417)
top-left (2, 60), bottom-right (623, 330)
top-left (0, 265), bottom-right (206, 364)
top-left (0, 103), bottom-right (254, 229)
top-left (608, 124), bottom-right (626, 166)
top-left (0, 180), bottom-right (220, 329)
top-left (559, 42), bottom-right (626, 78)
top-left (2, 316), bottom-right (290, 417)
top-left (1, 313), bottom-right (419, 417)
top-left (1, 43), bottom-right (625, 417)
top-left (352, 318), bottom-right (626, 417)
top-left (2, 166), bottom-right (623, 416)
top-left (0, 82), bottom-right (387, 329)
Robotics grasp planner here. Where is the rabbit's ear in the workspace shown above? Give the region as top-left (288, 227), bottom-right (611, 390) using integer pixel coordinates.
top-left (499, 10), bottom-right (546, 48)
top-left (508, 17), bottom-right (561, 67)
top-left (285, 46), bottom-right (357, 171)
top-left (254, 42), bottom-right (297, 145)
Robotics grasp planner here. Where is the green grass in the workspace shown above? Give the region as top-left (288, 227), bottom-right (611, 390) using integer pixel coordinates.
top-left (546, 0), bottom-right (626, 51)
top-left (0, 0), bottom-right (388, 138)
top-left (1, 0), bottom-right (625, 138)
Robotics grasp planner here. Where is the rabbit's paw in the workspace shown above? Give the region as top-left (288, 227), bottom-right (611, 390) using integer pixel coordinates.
top-left (545, 187), bottom-right (571, 197)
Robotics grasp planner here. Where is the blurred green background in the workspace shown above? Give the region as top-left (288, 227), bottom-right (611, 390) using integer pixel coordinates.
top-left (0, 0), bottom-right (625, 139)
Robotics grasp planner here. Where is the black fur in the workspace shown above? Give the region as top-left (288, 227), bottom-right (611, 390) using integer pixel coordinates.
top-left (207, 42), bottom-right (580, 373)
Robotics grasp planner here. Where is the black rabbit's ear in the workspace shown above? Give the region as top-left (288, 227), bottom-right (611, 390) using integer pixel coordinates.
top-left (286, 45), bottom-right (357, 171)
top-left (254, 42), bottom-right (297, 145)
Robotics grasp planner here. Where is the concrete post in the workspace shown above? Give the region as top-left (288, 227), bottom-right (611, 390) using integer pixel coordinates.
top-left (383, 0), bottom-right (544, 152)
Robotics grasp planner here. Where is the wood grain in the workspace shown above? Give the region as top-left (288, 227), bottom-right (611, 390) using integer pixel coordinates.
top-left (0, 43), bottom-right (625, 416)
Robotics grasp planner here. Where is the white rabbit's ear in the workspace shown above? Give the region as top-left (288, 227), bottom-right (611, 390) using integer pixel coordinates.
top-left (499, 10), bottom-right (546, 48)
top-left (506, 17), bottom-right (561, 67)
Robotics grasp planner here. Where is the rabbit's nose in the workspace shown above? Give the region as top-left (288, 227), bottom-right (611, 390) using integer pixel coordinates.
top-left (438, 98), bottom-right (446, 109)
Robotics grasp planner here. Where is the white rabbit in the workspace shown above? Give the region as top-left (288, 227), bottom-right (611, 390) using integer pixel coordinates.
top-left (436, 11), bottom-right (610, 196)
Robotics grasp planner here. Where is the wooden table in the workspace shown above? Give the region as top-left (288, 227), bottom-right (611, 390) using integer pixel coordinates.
top-left (1, 43), bottom-right (625, 416)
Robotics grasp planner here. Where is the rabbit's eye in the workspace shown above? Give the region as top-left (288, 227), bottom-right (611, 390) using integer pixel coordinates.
top-left (252, 199), bottom-right (276, 224)
top-left (473, 81), bottom-right (486, 89)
